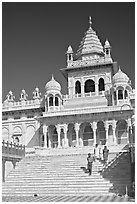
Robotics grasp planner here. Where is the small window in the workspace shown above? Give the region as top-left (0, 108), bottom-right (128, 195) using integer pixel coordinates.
top-left (118, 90), bottom-right (123, 100)
top-left (49, 97), bottom-right (53, 106)
top-left (14, 116), bottom-right (20, 120)
top-left (55, 97), bottom-right (59, 106)
top-left (27, 115), bottom-right (34, 119)
top-left (3, 117), bottom-right (8, 121)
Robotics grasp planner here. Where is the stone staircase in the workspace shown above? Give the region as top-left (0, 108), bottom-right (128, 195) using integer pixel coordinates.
top-left (2, 154), bottom-right (114, 196)
top-left (2, 144), bottom-right (132, 197)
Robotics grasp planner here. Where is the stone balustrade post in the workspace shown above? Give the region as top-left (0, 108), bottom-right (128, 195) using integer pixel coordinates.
top-left (74, 123), bottom-right (80, 147)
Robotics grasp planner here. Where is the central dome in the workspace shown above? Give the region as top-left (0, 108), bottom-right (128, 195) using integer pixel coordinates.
top-left (45, 75), bottom-right (61, 92)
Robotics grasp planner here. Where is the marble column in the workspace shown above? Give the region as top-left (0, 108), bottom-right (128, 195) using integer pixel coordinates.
top-left (63, 124), bottom-right (68, 148)
top-left (22, 123), bottom-right (26, 146)
top-left (95, 77), bottom-right (98, 96)
top-left (43, 125), bottom-right (48, 148)
top-left (8, 123), bottom-right (13, 143)
top-left (81, 77), bottom-right (85, 97)
top-left (105, 121), bottom-right (109, 146)
top-left (92, 121), bottom-right (97, 146)
top-left (116, 89), bottom-right (118, 104)
top-left (112, 120), bottom-right (117, 145)
top-left (56, 125), bottom-right (61, 148)
top-left (127, 118), bottom-right (132, 144)
top-left (74, 123), bottom-right (80, 147)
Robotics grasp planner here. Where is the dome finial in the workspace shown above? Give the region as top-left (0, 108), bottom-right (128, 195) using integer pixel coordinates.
top-left (118, 66), bottom-right (121, 71)
top-left (89, 16), bottom-right (92, 29)
top-left (51, 74), bottom-right (54, 80)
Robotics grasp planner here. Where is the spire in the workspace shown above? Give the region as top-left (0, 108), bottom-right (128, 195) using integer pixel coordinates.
top-left (76, 16), bottom-right (104, 59)
top-left (89, 16), bottom-right (92, 29)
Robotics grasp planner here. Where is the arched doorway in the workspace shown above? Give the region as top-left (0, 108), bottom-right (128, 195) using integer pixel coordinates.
top-left (116, 120), bottom-right (127, 144)
top-left (75, 81), bottom-right (81, 94)
top-left (108, 125), bottom-right (113, 145)
top-left (84, 79), bottom-right (95, 93)
top-left (83, 124), bottom-right (93, 146)
top-left (97, 121), bottom-right (106, 145)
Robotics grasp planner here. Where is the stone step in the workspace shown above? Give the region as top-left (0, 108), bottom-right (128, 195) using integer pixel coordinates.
top-left (2, 191), bottom-right (112, 196)
top-left (3, 183), bottom-right (112, 188)
top-left (3, 181), bottom-right (111, 185)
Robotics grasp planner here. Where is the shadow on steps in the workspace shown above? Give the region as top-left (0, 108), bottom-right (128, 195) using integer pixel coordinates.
top-left (99, 151), bottom-right (132, 196)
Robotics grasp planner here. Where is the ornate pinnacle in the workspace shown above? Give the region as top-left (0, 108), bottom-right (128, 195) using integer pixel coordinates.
top-left (89, 16), bottom-right (92, 29)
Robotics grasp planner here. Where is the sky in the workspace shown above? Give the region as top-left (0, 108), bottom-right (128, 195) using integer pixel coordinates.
top-left (2, 2), bottom-right (135, 101)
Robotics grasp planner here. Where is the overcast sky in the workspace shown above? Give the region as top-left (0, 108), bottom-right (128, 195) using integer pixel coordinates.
top-left (2, 2), bottom-right (135, 101)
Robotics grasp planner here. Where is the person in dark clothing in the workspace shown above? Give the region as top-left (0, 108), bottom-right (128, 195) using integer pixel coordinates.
top-left (103, 146), bottom-right (109, 164)
top-left (87, 153), bottom-right (94, 176)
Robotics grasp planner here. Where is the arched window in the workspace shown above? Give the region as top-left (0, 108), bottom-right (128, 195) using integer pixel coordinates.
top-left (75, 81), bottom-right (81, 94)
top-left (55, 97), bottom-right (59, 106)
top-left (118, 90), bottom-right (123, 99)
top-left (124, 90), bottom-right (128, 99)
top-left (49, 96), bottom-right (53, 106)
top-left (84, 79), bottom-right (95, 93)
top-left (99, 78), bottom-right (105, 91)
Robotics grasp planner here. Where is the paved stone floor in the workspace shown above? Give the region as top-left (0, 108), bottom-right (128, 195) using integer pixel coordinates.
top-left (2, 195), bottom-right (135, 202)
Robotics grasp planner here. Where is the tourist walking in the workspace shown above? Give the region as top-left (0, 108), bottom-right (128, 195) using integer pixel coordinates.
top-left (94, 144), bottom-right (101, 161)
top-left (87, 153), bottom-right (94, 176)
top-left (103, 146), bottom-right (109, 165)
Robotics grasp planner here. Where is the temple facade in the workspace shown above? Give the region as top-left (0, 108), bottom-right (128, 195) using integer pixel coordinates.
top-left (2, 17), bottom-right (135, 149)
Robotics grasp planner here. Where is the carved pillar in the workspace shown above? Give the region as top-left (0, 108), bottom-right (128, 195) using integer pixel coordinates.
top-left (22, 123), bottom-right (26, 146)
top-left (116, 89), bottom-right (118, 104)
top-left (81, 77), bottom-right (84, 97)
top-left (8, 123), bottom-right (13, 143)
top-left (2, 159), bottom-right (6, 182)
top-left (127, 118), bottom-right (132, 143)
top-left (43, 125), bottom-right (48, 148)
top-left (56, 125), bottom-right (61, 148)
top-left (112, 120), bottom-right (117, 145)
top-left (53, 94), bottom-right (55, 107)
top-left (105, 121), bottom-right (109, 146)
top-left (74, 123), bottom-right (80, 147)
top-left (92, 121), bottom-right (97, 146)
top-left (63, 124), bottom-right (68, 148)
top-left (79, 129), bottom-right (83, 147)
top-left (95, 77), bottom-right (98, 96)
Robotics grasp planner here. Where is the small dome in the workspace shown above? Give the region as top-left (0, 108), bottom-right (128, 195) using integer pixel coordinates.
top-left (104, 39), bottom-right (110, 48)
top-left (66, 45), bottom-right (73, 54)
top-left (35, 87), bottom-right (39, 92)
top-left (45, 75), bottom-right (61, 92)
top-left (113, 67), bottom-right (129, 84)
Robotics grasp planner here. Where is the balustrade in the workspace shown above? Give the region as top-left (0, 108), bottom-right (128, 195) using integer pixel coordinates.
top-left (67, 57), bottom-right (112, 68)
top-left (2, 140), bottom-right (25, 157)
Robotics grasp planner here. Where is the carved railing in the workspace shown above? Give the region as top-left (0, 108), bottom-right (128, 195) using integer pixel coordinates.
top-left (2, 140), bottom-right (25, 157)
top-left (67, 57), bottom-right (112, 68)
top-left (2, 98), bottom-right (43, 110)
